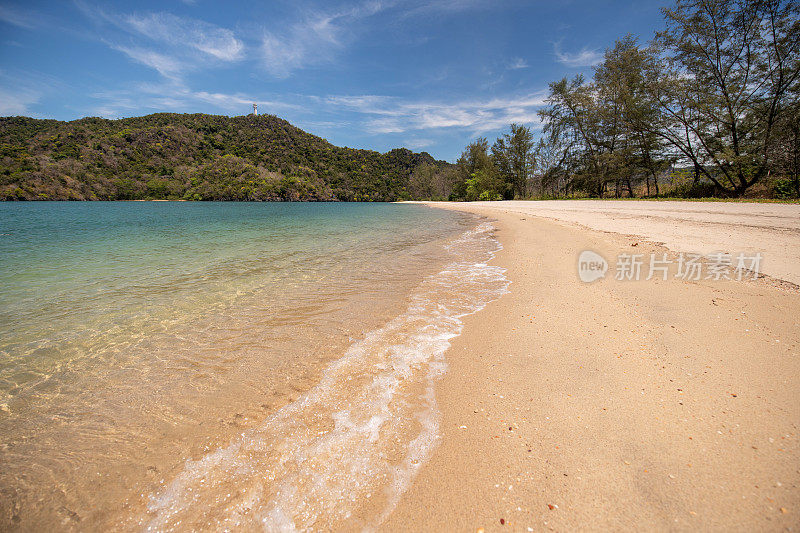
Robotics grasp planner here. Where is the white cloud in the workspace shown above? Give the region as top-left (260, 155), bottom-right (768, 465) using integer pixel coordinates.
top-left (255, 0), bottom-right (512, 79)
top-left (327, 92), bottom-right (546, 134)
top-left (0, 69), bottom-right (59, 116)
top-left (111, 46), bottom-right (185, 79)
top-left (508, 57), bottom-right (529, 70)
top-left (366, 116), bottom-right (406, 133)
top-left (403, 137), bottom-right (434, 150)
top-left (0, 88), bottom-right (38, 115)
top-left (399, 0), bottom-right (499, 17)
top-left (553, 43), bottom-right (603, 67)
top-left (83, 1), bottom-right (497, 81)
top-left (86, 82), bottom-right (545, 138)
top-left (0, 5), bottom-right (38, 29)
top-left (77, 5), bottom-right (244, 81)
top-left (261, 30), bottom-right (328, 78)
top-left (260, 16), bottom-right (340, 77)
top-left (191, 91), bottom-right (301, 114)
top-left (124, 12), bottom-right (244, 62)
top-left (260, 1), bottom-right (387, 77)
top-left (88, 82), bottom-right (302, 118)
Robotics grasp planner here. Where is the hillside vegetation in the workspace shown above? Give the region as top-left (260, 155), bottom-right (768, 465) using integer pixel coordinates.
top-left (0, 113), bottom-right (447, 201)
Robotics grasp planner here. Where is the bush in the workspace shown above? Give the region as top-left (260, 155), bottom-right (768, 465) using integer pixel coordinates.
top-left (668, 180), bottom-right (718, 198)
top-left (478, 190), bottom-right (502, 201)
top-left (773, 178), bottom-right (799, 199)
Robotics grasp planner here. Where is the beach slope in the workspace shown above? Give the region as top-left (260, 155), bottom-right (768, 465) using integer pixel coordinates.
top-left (384, 201), bottom-right (800, 531)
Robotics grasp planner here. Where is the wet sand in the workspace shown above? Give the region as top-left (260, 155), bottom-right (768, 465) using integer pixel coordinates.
top-left (385, 201), bottom-right (800, 531)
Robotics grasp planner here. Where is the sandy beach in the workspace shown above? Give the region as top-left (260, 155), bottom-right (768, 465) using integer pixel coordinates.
top-left (385, 201), bottom-right (800, 531)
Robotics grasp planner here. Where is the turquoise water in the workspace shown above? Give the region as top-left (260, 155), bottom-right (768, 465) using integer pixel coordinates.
top-left (0, 202), bottom-right (507, 530)
top-left (0, 202), bottom-right (466, 395)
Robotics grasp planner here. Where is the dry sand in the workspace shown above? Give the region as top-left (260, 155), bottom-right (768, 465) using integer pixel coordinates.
top-left (384, 201), bottom-right (800, 531)
top-left (468, 200), bottom-right (800, 285)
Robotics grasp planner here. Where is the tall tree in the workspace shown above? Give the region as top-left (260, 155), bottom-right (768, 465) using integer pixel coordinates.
top-left (768, 84), bottom-right (800, 195)
top-left (451, 138), bottom-right (503, 200)
top-left (654, 0), bottom-right (800, 195)
top-left (534, 133), bottom-right (575, 197)
top-left (492, 124), bottom-right (536, 198)
top-left (539, 76), bottom-right (598, 196)
top-left (596, 36), bottom-right (671, 196)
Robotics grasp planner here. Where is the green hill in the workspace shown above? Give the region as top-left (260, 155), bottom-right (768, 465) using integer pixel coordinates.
top-left (0, 113), bottom-right (448, 201)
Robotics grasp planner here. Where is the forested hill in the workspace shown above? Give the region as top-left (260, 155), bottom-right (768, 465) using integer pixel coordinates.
top-left (0, 113), bottom-right (448, 201)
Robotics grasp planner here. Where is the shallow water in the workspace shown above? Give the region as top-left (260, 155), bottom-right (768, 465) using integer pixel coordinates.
top-left (0, 202), bottom-right (507, 530)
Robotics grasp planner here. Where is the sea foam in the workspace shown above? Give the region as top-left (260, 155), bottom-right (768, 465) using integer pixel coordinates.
top-left (142, 222), bottom-right (509, 531)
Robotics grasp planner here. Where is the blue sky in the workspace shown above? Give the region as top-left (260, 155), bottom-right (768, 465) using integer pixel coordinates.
top-left (0, 0), bottom-right (666, 161)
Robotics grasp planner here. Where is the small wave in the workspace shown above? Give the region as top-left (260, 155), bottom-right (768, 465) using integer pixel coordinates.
top-left (141, 222), bottom-right (509, 532)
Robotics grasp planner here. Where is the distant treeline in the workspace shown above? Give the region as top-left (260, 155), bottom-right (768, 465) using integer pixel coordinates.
top-left (436, 0), bottom-right (799, 200)
top-left (0, 113), bottom-right (448, 201)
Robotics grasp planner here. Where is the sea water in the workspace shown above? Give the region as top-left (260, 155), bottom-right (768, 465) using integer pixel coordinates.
top-left (0, 202), bottom-right (508, 531)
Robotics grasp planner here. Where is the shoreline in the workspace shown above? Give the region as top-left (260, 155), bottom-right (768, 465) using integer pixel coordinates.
top-left (384, 201), bottom-right (799, 531)
top-left (0, 203), bottom-right (476, 530)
